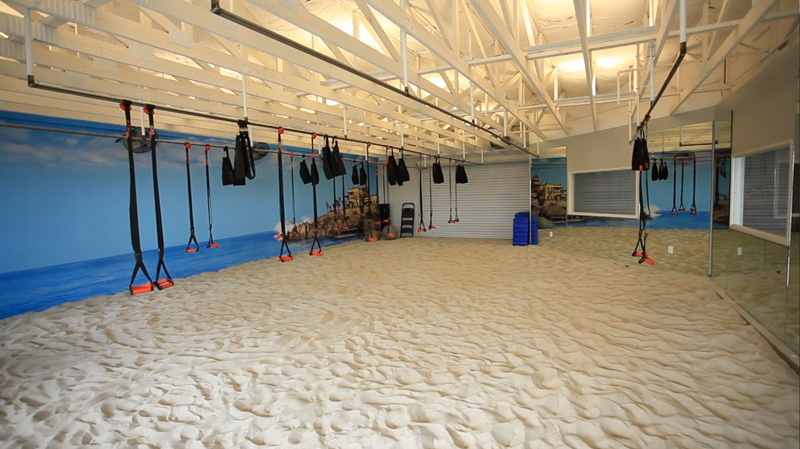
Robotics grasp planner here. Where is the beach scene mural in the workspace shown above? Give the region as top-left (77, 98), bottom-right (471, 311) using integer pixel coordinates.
top-left (0, 111), bottom-right (376, 318)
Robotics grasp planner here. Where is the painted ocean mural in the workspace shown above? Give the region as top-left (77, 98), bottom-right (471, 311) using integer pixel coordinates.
top-left (0, 111), bottom-right (372, 318)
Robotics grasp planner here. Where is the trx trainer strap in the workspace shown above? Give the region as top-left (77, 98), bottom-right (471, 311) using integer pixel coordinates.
top-left (184, 143), bottom-right (200, 253)
top-left (428, 157), bottom-right (436, 230)
top-left (632, 171), bottom-right (655, 265)
top-left (144, 105), bottom-right (174, 289)
top-left (448, 159), bottom-right (455, 223)
top-left (309, 134), bottom-right (324, 256)
top-left (678, 159), bottom-right (686, 212)
top-left (364, 143), bottom-right (377, 242)
top-left (690, 155), bottom-right (698, 215)
top-left (671, 157), bottom-right (679, 215)
top-left (276, 129), bottom-right (293, 262)
top-left (417, 155), bottom-right (426, 232)
top-left (121, 101), bottom-right (154, 295)
top-left (204, 145), bottom-right (219, 248)
top-left (341, 158), bottom-right (349, 231)
top-left (289, 153), bottom-right (299, 238)
top-left (454, 166), bottom-right (460, 223)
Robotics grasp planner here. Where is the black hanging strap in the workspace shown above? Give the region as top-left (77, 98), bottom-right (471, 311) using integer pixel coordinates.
top-left (341, 159), bottom-right (350, 230)
top-left (679, 159), bottom-right (686, 212)
top-left (309, 136), bottom-right (323, 255)
top-left (448, 159), bottom-right (455, 223)
top-left (417, 156), bottom-right (427, 232)
top-left (120, 101), bottom-right (154, 295)
top-left (670, 157), bottom-right (679, 215)
top-left (204, 145), bottom-right (219, 248)
top-left (428, 157), bottom-right (436, 230)
top-left (184, 143), bottom-right (200, 253)
top-left (364, 143), bottom-right (378, 242)
top-left (276, 129), bottom-right (293, 262)
top-left (454, 166), bottom-right (460, 223)
top-left (144, 105), bottom-right (174, 289)
top-left (309, 134), bottom-right (324, 256)
top-left (631, 172), bottom-right (655, 265)
top-left (289, 153), bottom-right (299, 237)
top-left (690, 155), bottom-right (698, 215)
top-left (233, 119), bottom-right (256, 184)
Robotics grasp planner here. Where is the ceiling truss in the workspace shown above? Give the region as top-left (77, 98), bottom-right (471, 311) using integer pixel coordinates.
top-left (0, 0), bottom-right (796, 161)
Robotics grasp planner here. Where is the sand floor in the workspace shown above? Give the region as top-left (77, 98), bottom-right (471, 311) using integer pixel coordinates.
top-left (1, 238), bottom-right (798, 448)
top-left (537, 226), bottom-right (799, 353)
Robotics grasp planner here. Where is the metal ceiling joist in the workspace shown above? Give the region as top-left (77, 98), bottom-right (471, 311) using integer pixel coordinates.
top-left (3, 0), bottom-right (478, 153)
top-left (465, 0), bottom-right (568, 134)
top-left (0, 19), bottom-right (457, 154)
top-left (364, 0), bottom-right (546, 143)
top-left (572, 0), bottom-right (597, 131)
top-left (249, 0), bottom-right (500, 133)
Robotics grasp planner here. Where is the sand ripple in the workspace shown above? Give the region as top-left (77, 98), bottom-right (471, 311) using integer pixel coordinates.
top-left (0, 238), bottom-right (797, 448)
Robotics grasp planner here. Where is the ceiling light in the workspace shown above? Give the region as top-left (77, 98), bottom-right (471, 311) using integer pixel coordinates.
top-left (556, 57), bottom-right (585, 73)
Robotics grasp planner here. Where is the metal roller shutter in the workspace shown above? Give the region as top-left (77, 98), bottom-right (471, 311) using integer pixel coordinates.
top-left (570, 169), bottom-right (638, 218)
top-left (422, 162), bottom-right (530, 239)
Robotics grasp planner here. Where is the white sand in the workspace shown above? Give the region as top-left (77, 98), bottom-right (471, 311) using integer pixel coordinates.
top-left (1, 238), bottom-right (798, 449)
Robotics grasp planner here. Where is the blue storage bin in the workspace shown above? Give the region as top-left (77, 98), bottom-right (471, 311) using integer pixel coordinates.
top-left (512, 212), bottom-right (538, 246)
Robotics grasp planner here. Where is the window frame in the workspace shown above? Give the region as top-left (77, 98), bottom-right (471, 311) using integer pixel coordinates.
top-left (729, 139), bottom-right (795, 247)
top-left (568, 168), bottom-right (640, 219)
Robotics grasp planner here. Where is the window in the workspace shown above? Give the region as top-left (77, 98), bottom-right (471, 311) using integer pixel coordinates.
top-left (569, 169), bottom-right (638, 218)
top-left (730, 141), bottom-right (795, 245)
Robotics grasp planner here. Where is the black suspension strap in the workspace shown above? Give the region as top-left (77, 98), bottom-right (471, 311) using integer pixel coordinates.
top-left (428, 156), bottom-right (436, 230)
top-left (332, 169), bottom-right (341, 231)
top-left (364, 143), bottom-right (378, 242)
top-left (670, 157), bottom-right (679, 215)
top-left (184, 143), bottom-right (200, 253)
top-left (341, 158), bottom-right (349, 231)
top-left (679, 159), bottom-right (686, 212)
top-left (120, 101), bottom-right (154, 295)
top-left (234, 119), bottom-right (256, 182)
top-left (289, 153), bottom-right (299, 238)
top-left (375, 161), bottom-right (383, 228)
top-left (690, 155), bottom-right (698, 215)
top-left (144, 105), bottom-right (174, 289)
top-left (309, 134), bottom-right (324, 256)
top-left (204, 145), bottom-right (219, 248)
top-left (417, 155), bottom-right (427, 232)
top-left (454, 165), bottom-right (460, 223)
top-left (448, 159), bottom-right (455, 223)
top-left (276, 128), bottom-right (293, 262)
top-left (383, 146), bottom-right (391, 208)
top-left (630, 124), bottom-right (654, 266)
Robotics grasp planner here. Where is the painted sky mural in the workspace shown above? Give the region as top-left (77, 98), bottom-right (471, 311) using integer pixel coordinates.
top-left (0, 111), bottom-right (369, 318)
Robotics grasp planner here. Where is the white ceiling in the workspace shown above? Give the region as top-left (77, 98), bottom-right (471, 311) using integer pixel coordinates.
top-left (0, 0), bottom-right (796, 159)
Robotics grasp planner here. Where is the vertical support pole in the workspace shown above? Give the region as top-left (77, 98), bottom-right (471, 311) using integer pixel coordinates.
top-left (553, 67), bottom-right (559, 100)
top-left (679, 0), bottom-right (687, 43)
top-left (650, 43), bottom-right (656, 101)
top-left (400, 0), bottom-right (409, 94)
top-left (470, 82), bottom-right (475, 124)
top-left (343, 104), bottom-right (348, 138)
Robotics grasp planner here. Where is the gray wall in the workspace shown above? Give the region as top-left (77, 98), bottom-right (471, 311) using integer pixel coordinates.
top-left (717, 43), bottom-right (799, 156)
top-left (545, 108), bottom-right (716, 173)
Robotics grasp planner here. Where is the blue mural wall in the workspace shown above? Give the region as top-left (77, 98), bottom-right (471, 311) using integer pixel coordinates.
top-left (0, 111), bottom-right (371, 319)
top-left (532, 154), bottom-right (730, 229)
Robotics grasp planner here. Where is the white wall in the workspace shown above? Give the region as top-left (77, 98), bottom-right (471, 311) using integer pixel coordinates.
top-left (381, 161), bottom-right (530, 239)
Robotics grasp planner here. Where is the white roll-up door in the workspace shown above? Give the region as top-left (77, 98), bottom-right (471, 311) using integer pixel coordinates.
top-left (421, 162), bottom-right (530, 239)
